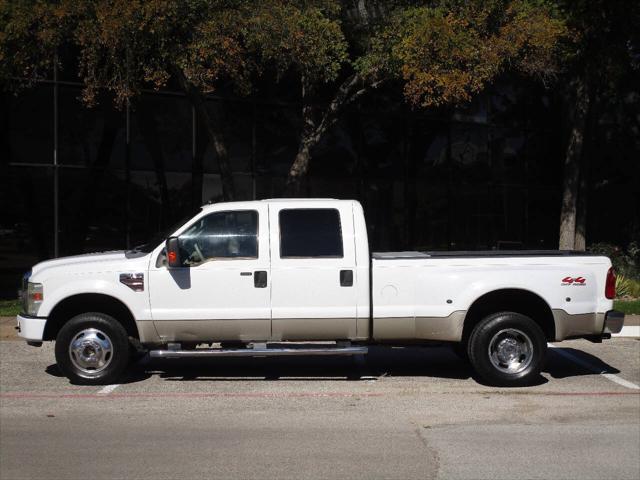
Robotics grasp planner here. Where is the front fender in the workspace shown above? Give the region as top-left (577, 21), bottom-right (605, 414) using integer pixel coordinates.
top-left (39, 277), bottom-right (151, 321)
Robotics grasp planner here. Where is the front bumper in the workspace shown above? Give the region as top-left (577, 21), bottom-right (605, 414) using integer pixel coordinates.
top-left (16, 314), bottom-right (47, 342)
top-left (603, 310), bottom-right (625, 335)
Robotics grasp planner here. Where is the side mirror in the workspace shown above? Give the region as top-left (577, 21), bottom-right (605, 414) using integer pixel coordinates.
top-left (166, 237), bottom-right (181, 268)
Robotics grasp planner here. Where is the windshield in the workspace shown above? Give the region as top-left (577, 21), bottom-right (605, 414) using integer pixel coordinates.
top-left (127, 208), bottom-right (203, 254)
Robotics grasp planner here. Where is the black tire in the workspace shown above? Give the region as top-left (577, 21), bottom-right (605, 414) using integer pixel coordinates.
top-left (55, 312), bottom-right (130, 385)
top-left (468, 312), bottom-right (547, 387)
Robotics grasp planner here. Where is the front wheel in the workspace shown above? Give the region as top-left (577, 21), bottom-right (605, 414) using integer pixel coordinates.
top-left (55, 313), bottom-right (130, 385)
top-left (468, 312), bottom-right (547, 387)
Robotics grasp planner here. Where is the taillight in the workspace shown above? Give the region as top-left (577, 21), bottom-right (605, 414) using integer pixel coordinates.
top-left (605, 267), bottom-right (616, 299)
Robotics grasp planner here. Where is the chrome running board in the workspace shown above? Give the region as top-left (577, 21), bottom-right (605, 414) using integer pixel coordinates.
top-left (149, 344), bottom-right (368, 359)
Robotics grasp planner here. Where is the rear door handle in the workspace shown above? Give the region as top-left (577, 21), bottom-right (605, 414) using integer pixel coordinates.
top-left (340, 270), bottom-right (353, 287)
top-left (254, 271), bottom-right (268, 288)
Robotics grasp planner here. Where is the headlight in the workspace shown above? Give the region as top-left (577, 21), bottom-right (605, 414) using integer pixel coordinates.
top-left (26, 282), bottom-right (43, 316)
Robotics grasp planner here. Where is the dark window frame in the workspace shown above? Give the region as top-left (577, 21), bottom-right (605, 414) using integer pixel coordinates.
top-left (278, 208), bottom-right (344, 259)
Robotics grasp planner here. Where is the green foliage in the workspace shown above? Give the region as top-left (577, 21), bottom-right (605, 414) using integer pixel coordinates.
top-left (1, 0), bottom-right (567, 110)
top-left (589, 242), bottom-right (640, 280)
top-left (2, 0), bottom-right (569, 189)
top-left (0, 0), bottom-right (72, 86)
top-left (358, 0), bottom-right (567, 107)
top-left (613, 299), bottom-right (640, 315)
top-left (0, 299), bottom-right (20, 316)
top-left (556, 0), bottom-right (639, 79)
top-left (243, 1), bottom-right (348, 85)
top-left (72, 0), bottom-right (260, 106)
top-left (616, 276), bottom-right (640, 299)
top-left (1, 0), bottom-right (350, 103)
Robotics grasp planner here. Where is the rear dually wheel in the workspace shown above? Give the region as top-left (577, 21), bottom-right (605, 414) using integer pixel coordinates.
top-left (468, 312), bottom-right (547, 387)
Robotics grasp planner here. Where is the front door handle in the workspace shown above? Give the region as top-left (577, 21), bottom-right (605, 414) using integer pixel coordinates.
top-left (340, 270), bottom-right (353, 287)
top-left (254, 271), bottom-right (268, 288)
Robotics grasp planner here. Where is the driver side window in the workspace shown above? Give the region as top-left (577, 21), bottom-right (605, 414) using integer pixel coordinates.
top-left (179, 210), bottom-right (258, 266)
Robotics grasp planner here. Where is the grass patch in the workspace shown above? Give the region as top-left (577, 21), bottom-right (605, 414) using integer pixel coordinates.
top-left (614, 299), bottom-right (640, 315)
top-left (0, 299), bottom-right (20, 317)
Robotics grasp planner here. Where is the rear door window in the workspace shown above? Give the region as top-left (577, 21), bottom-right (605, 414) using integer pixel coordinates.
top-left (279, 209), bottom-right (343, 258)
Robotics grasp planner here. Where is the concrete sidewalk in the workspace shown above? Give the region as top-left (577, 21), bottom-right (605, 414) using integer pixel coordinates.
top-left (615, 315), bottom-right (640, 338)
top-left (2, 315), bottom-right (639, 341)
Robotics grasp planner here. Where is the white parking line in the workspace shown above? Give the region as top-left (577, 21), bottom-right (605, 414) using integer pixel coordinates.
top-left (97, 384), bottom-right (120, 395)
top-left (548, 344), bottom-right (640, 390)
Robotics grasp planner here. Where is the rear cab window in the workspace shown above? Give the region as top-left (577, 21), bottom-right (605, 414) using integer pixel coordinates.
top-left (279, 209), bottom-right (343, 258)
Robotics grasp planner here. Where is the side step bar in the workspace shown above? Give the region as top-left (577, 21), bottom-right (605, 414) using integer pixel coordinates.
top-left (149, 345), bottom-right (368, 359)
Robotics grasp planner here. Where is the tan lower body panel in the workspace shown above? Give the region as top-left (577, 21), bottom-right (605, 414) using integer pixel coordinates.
top-left (552, 310), bottom-right (605, 341)
top-left (152, 318), bottom-right (357, 342)
top-left (146, 309), bottom-right (601, 344)
top-left (271, 318), bottom-right (357, 341)
top-left (153, 319), bottom-right (270, 342)
top-left (137, 320), bottom-right (161, 344)
top-left (356, 316), bottom-right (370, 340)
top-left (149, 310), bottom-right (467, 343)
top-left (373, 311), bottom-right (466, 342)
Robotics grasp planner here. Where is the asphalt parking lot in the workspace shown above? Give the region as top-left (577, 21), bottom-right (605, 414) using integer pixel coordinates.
top-left (1, 336), bottom-right (639, 480)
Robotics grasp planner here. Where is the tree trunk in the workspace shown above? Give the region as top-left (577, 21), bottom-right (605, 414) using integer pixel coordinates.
top-left (287, 142), bottom-right (312, 197)
top-left (192, 152), bottom-right (204, 208)
top-left (199, 100), bottom-right (235, 201)
top-left (446, 118), bottom-right (453, 250)
top-left (559, 78), bottom-right (590, 250)
top-left (286, 76), bottom-right (318, 196)
top-left (192, 117), bottom-right (207, 209)
top-left (574, 166), bottom-right (588, 250)
top-left (20, 174), bottom-right (49, 260)
top-left (173, 67), bottom-right (235, 201)
top-left (138, 106), bottom-right (171, 229)
top-left (574, 88), bottom-right (596, 251)
top-left (406, 123), bottom-right (441, 248)
top-left (71, 110), bottom-right (120, 252)
top-left (285, 73), bottom-right (378, 194)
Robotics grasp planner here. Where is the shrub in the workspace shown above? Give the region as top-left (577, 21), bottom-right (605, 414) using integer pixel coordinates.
top-left (616, 275), bottom-right (640, 299)
top-left (589, 242), bottom-right (640, 280)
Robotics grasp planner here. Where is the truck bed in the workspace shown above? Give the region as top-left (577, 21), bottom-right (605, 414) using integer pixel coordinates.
top-left (370, 249), bottom-right (610, 343)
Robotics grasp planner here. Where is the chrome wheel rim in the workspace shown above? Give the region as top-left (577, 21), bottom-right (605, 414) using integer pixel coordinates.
top-left (68, 328), bottom-right (113, 376)
top-left (488, 328), bottom-right (533, 374)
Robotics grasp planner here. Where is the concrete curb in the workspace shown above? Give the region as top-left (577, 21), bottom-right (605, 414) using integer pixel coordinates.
top-left (613, 326), bottom-right (640, 338)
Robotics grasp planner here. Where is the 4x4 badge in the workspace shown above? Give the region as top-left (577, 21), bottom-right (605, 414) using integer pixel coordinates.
top-left (561, 276), bottom-right (586, 285)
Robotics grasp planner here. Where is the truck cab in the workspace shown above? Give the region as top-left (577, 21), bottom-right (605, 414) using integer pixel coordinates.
top-left (149, 199), bottom-right (370, 343)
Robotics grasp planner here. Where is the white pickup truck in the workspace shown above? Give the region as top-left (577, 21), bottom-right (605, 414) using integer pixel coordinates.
top-left (17, 199), bottom-right (624, 386)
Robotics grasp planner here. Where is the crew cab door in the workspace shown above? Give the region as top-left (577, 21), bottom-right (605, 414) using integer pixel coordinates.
top-left (148, 205), bottom-right (271, 342)
top-left (268, 202), bottom-right (357, 340)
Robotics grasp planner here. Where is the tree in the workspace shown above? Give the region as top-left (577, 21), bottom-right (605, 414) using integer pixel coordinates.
top-left (241, 0), bottom-right (567, 194)
top-left (73, 0), bottom-right (253, 202)
top-left (0, 0), bottom-right (257, 203)
top-left (3, 0), bottom-right (569, 210)
top-left (556, 0), bottom-right (640, 250)
top-left (0, 0), bottom-right (68, 83)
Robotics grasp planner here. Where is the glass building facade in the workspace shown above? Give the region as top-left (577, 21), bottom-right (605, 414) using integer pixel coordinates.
top-left (1, 72), bottom-right (637, 298)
